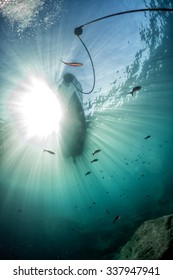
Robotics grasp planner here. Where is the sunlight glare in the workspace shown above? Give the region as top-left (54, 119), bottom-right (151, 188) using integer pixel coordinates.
top-left (20, 77), bottom-right (62, 138)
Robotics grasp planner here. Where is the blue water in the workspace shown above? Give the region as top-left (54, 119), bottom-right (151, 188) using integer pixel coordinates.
top-left (0, 0), bottom-right (173, 259)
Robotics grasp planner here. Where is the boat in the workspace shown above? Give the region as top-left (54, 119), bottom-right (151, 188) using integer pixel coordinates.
top-left (58, 73), bottom-right (86, 159)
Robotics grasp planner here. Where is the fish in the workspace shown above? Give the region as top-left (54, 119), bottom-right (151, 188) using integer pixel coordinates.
top-left (60, 59), bottom-right (83, 67)
top-left (43, 149), bottom-right (55, 155)
top-left (91, 159), bottom-right (98, 163)
top-left (112, 215), bottom-right (120, 224)
top-left (92, 149), bottom-right (101, 156)
top-left (128, 86), bottom-right (141, 96)
top-left (144, 135), bottom-right (151, 140)
top-left (85, 171), bottom-right (91, 176)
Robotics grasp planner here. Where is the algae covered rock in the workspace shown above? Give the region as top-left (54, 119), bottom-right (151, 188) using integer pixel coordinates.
top-left (118, 214), bottom-right (173, 260)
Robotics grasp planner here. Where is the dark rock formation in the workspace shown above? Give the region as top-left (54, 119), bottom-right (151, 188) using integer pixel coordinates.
top-left (118, 214), bottom-right (173, 260)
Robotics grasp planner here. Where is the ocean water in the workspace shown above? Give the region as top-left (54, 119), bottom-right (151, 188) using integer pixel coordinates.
top-left (0, 0), bottom-right (173, 260)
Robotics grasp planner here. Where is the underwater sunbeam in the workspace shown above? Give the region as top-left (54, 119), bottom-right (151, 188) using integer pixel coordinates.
top-left (11, 77), bottom-right (62, 139)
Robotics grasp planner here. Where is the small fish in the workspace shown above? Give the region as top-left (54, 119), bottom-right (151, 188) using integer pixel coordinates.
top-left (128, 86), bottom-right (141, 96)
top-left (91, 159), bottom-right (98, 163)
top-left (112, 215), bottom-right (120, 224)
top-left (144, 135), bottom-right (151, 140)
top-left (92, 149), bottom-right (101, 156)
top-left (43, 149), bottom-right (55, 155)
top-left (60, 59), bottom-right (83, 67)
top-left (85, 171), bottom-right (91, 176)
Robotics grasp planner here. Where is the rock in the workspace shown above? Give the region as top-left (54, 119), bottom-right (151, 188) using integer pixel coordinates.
top-left (118, 214), bottom-right (173, 260)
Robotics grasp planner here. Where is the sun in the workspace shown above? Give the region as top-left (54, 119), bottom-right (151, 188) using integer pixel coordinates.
top-left (17, 77), bottom-right (62, 138)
